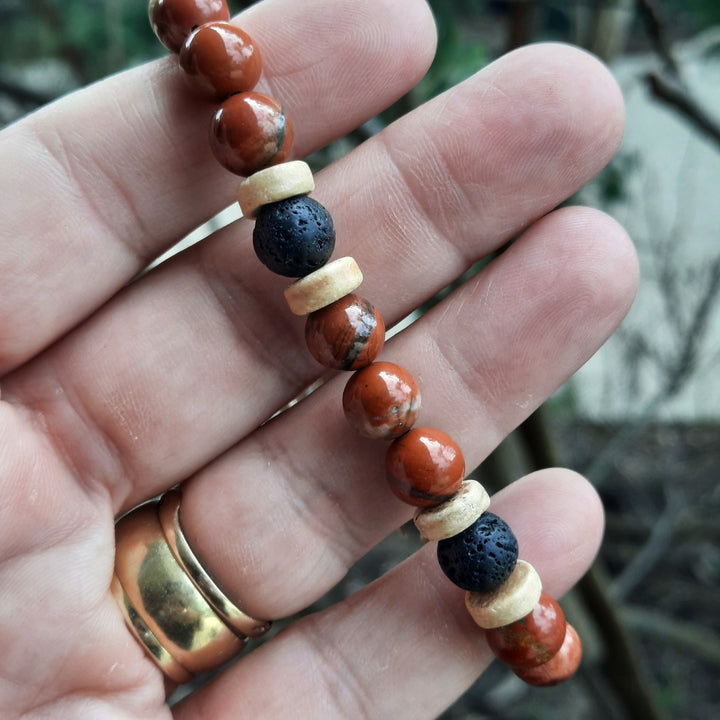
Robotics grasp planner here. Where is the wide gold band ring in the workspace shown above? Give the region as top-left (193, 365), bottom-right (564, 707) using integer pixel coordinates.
top-left (111, 491), bottom-right (270, 682)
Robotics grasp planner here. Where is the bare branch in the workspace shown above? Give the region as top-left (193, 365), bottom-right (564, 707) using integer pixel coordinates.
top-left (0, 75), bottom-right (53, 108)
top-left (623, 605), bottom-right (720, 666)
top-left (664, 256), bottom-right (720, 396)
top-left (635, 0), bottom-right (720, 149)
top-left (635, 0), bottom-right (681, 75)
top-left (578, 566), bottom-right (665, 720)
top-left (609, 487), bottom-right (684, 602)
top-left (646, 71), bottom-right (720, 149)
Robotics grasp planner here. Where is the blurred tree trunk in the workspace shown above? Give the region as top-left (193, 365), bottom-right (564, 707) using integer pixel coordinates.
top-left (520, 409), bottom-right (665, 720)
top-left (105, 0), bottom-right (125, 75)
top-left (478, 404), bottom-right (664, 719)
top-left (587, 0), bottom-right (636, 63)
top-left (506, 0), bottom-right (535, 52)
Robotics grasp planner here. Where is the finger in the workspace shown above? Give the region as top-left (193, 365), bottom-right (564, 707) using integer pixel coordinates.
top-left (0, 0), bottom-right (436, 372)
top-left (173, 469), bottom-right (603, 720)
top-left (0, 398), bottom-right (169, 717)
top-left (2, 44), bottom-right (627, 514)
top-left (176, 205), bottom-right (636, 620)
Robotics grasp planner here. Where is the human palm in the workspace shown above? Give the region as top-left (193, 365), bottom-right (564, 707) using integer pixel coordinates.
top-left (0, 1), bottom-right (637, 717)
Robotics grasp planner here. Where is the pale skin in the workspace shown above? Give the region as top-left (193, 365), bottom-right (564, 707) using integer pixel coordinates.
top-left (0, 0), bottom-right (639, 717)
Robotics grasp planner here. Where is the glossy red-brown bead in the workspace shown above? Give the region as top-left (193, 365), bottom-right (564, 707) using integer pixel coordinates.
top-left (485, 592), bottom-right (566, 668)
top-left (513, 623), bottom-right (582, 686)
top-left (180, 22), bottom-right (261, 99)
top-left (305, 294), bottom-right (385, 371)
top-left (149, 0), bottom-right (230, 53)
top-left (210, 92), bottom-right (294, 176)
top-left (386, 427), bottom-right (464, 507)
top-left (343, 361), bottom-right (420, 439)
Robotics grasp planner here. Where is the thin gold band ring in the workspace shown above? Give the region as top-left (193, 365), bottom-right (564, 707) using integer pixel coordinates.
top-left (157, 490), bottom-right (272, 638)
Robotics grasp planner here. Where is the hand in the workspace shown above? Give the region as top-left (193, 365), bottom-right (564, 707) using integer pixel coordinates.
top-left (0, 0), bottom-right (637, 717)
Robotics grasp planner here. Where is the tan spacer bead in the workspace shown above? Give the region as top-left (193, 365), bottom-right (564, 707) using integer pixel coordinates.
top-left (237, 160), bottom-right (315, 218)
top-left (465, 559), bottom-right (543, 629)
top-left (284, 257), bottom-right (363, 315)
top-left (413, 480), bottom-right (491, 541)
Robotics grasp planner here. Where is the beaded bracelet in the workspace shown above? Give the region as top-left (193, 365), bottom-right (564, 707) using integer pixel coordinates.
top-left (142, 0), bottom-right (582, 687)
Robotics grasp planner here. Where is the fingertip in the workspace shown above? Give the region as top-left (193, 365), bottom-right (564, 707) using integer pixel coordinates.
top-left (397, 0), bottom-right (439, 82)
top-left (552, 205), bottom-right (640, 322)
top-left (472, 42), bottom-right (626, 197)
top-left (500, 205), bottom-right (638, 372)
top-left (502, 42), bottom-right (626, 150)
top-left (588, 206), bottom-right (640, 318)
top-left (245, 0), bottom-right (439, 144)
top-left (491, 468), bottom-right (604, 596)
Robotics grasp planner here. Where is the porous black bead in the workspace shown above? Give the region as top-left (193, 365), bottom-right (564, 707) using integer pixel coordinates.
top-left (253, 196), bottom-right (336, 277)
top-left (436, 512), bottom-right (519, 592)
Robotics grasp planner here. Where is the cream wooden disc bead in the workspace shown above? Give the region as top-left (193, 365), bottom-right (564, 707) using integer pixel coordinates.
top-left (465, 559), bottom-right (543, 629)
top-left (284, 257), bottom-right (363, 315)
top-left (237, 160), bottom-right (315, 218)
top-left (413, 480), bottom-right (491, 541)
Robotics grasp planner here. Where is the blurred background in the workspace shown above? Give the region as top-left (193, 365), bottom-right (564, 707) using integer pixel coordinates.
top-left (2, 1), bottom-right (719, 718)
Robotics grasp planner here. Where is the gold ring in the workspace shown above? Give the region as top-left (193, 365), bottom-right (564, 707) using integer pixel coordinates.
top-left (158, 490), bottom-right (272, 638)
top-left (112, 498), bottom-right (249, 681)
top-left (110, 574), bottom-right (194, 684)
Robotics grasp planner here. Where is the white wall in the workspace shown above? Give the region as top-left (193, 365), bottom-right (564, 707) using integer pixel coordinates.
top-left (572, 37), bottom-right (720, 421)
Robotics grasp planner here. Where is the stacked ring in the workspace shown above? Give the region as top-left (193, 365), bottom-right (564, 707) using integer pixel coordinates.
top-left (112, 492), bottom-right (269, 682)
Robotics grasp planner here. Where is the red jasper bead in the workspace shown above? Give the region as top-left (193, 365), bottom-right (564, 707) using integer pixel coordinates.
top-left (180, 22), bottom-right (262, 99)
top-left (386, 427), bottom-right (464, 507)
top-left (513, 623), bottom-right (582, 686)
top-left (149, 0), bottom-right (230, 54)
top-left (305, 294), bottom-right (385, 371)
top-left (343, 361), bottom-right (420, 439)
top-left (485, 592), bottom-right (567, 668)
top-left (210, 92), bottom-right (294, 176)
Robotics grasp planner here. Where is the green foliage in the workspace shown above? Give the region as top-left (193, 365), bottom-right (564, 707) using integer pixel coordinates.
top-left (378, 0), bottom-right (490, 125)
top-left (652, 680), bottom-right (687, 712)
top-left (546, 382), bottom-right (580, 420)
top-left (421, 0), bottom-right (489, 99)
top-left (2, 0), bottom-right (162, 83)
top-left (665, 0), bottom-right (720, 27)
top-left (594, 151), bottom-right (641, 206)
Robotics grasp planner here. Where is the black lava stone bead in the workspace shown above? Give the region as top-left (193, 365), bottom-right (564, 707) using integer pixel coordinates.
top-left (436, 512), bottom-right (519, 592)
top-left (253, 196), bottom-right (336, 277)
